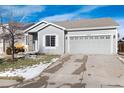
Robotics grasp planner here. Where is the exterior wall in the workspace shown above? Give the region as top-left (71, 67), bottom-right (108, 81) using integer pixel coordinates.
top-left (38, 25), bottom-right (65, 54)
top-left (66, 28), bottom-right (118, 54)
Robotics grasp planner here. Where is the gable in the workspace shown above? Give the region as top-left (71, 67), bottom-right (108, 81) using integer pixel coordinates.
top-left (28, 22), bottom-right (47, 33)
top-left (37, 25), bottom-right (65, 33)
top-left (26, 22), bottom-right (65, 33)
top-left (24, 21), bottom-right (47, 33)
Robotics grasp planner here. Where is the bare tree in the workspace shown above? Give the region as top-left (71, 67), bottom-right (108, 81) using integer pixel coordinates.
top-left (0, 14), bottom-right (22, 61)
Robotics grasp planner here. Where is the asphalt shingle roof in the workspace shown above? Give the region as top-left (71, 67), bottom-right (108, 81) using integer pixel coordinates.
top-left (52, 18), bottom-right (119, 29)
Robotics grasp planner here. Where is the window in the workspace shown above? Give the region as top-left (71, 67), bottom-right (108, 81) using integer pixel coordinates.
top-left (45, 35), bottom-right (56, 47)
top-left (100, 36), bottom-right (104, 39)
top-left (90, 36), bottom-right (93, 39)
top-left (94, 36), bottom-right (99, 39)
top-left (70, 37), bottom-right (74, 40)
top-left (106, 35), bottom-right (110, 39)
top-left (85, 36), bottom-right (88, 39)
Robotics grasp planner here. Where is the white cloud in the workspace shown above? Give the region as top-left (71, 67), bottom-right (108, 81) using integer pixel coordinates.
top-left (0, 5), bottom-right (45, 22)
top-left (41, 5), bottom-right (106, 22)
top-left (1, 6), bottom-right (45, 17)
top-left (77, 5), bottom-right (106, 13)
top-left (41, 13), bottom-right (76, 22)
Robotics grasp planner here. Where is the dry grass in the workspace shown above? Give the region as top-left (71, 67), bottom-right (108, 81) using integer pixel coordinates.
top-left (0, 76), bottom-right (25, 82)
top-left (0, 55), bottom-right (60, 71)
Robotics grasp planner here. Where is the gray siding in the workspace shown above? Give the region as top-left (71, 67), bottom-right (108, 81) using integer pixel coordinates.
top-left (38, 25), bottom-right (64, 54)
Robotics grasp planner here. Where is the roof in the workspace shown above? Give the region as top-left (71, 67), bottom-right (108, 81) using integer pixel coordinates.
top-left (21, 23), bottom-right (35, 30)
top-left (52, 18), bottom-right (119, 30)
top-left (25, 18), bottom-right (119, 33)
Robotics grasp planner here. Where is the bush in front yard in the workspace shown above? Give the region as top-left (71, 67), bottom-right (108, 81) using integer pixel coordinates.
top-left (6, 47), bottom-right (12, 55)
top-left (14, 76), bottom-right (25, 82)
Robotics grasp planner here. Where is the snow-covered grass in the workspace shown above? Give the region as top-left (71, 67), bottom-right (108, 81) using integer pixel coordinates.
top-left (0, 57), bottom-right (59, 80)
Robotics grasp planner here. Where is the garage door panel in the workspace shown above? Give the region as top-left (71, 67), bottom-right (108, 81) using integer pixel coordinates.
top-left (69, 35), bottom-right (111, 54)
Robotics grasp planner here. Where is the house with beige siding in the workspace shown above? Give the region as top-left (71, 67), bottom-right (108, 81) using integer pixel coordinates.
top-left (24, 18), bottom-right (119, 54)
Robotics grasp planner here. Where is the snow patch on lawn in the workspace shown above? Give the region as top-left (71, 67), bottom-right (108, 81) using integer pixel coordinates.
top-left (0, 58), bottom-right (58, 80)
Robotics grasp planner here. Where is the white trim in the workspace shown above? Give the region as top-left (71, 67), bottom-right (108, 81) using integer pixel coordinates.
top-left (56, 35), bottom-right (58, 47)
top-left (110, 35), bottom-right (113, 54)
top-left (67, 35), bottom-right (70, 53)
top-left (66, 26), bottom-right (119, 31)
top-left (24, 20), bottom-right (48, 33)
top-left (43, 34), bottom-right (58, 49)
top-left (48, 23), bottom-right (66, 30)
top-left (67, 34), bottom-right (113, 37)
top-left (28, 24), bottom-right (49, 33)
top-left (43, 35), bottom-right (45, 47)
top-left (37, 33), bottom-right (39, 52)
top-left (115, 29), bottom-right (118, 54)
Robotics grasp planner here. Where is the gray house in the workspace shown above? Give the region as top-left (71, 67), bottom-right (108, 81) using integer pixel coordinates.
top-left (24, 18), bottom-right (119, 54)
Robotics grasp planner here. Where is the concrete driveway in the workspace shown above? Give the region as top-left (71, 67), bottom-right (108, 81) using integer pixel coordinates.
top-left (15, 54), bottom-right (124, 88)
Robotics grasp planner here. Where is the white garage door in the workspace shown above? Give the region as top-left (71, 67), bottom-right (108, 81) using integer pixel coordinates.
top-left (68, 35), bottom-right (112, 54)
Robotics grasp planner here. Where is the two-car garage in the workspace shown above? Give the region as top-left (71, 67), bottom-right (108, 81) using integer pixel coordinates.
top-left (67, 35), bottom-right (112, 54)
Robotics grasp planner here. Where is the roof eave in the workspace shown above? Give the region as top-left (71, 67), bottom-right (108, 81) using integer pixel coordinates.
top-left (66, 26), bottom-right (119, 31)
top-left (23, 20), bottom-right (48, 33)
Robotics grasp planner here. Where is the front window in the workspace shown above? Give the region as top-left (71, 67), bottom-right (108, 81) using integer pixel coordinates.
top-left (45, 35), bottom-right (56, 47)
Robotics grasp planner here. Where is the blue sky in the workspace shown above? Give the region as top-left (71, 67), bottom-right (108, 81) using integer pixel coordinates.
top-left (0, 5), bottom-right (124, 37)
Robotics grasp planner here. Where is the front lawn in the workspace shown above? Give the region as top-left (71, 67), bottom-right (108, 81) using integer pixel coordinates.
top-left (0, 55), bottom-right (60, 71)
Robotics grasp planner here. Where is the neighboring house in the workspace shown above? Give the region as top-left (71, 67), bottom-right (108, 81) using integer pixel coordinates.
top-left (0, 24), bottom-right (9, 54)
top-left (118, 39), bottom-right (124, 53)
top-left (24, 18), bottom-right (119, 54)
top-left (0, 23), bottom-right (34, 54)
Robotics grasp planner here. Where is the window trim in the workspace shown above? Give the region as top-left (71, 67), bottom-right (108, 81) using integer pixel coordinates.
top-left (43, 34), bottom-right (58, 49)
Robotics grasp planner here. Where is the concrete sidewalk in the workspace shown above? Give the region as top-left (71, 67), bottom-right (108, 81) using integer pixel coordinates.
top-left (0, 79), bottom-right (19, 88)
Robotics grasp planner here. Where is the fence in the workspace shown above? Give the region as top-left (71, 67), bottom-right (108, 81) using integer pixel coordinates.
top-left (118, 42), bottom-right (124, 53)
